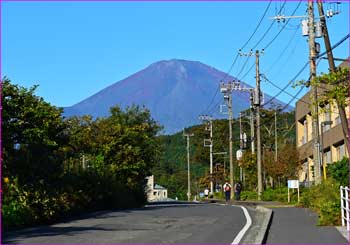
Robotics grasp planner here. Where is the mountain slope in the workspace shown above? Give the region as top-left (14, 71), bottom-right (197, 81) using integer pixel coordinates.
top-left (64, 59), bottom-right (292, 134)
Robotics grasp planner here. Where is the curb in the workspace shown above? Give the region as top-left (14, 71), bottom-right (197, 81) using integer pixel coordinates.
top-left (253, 206), bottom-right (273, 244)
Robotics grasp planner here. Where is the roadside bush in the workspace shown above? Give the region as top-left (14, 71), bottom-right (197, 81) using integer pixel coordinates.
top-left (327, 157), bottom-right (348, 186)
top-left (240, 190), bottom-right (257, 200)
top-left (300, 178), bottom-right (341, 225)
top-left (2, 177), bottom-right (32, 227)
top-left (2, 177), bottom-right (71, 229)
top-left (262, 187), bottom-right (290, 202)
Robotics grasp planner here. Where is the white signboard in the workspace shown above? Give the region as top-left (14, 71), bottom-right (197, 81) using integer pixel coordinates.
top-left (236, 149), bottom-right (243, 161)
top-left (287, 180), bottom-right (300, 203)
top-left (288, 180), bottom-right (299, 189)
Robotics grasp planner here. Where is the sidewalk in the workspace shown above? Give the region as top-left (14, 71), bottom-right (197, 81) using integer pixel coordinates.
top-left (265, 206), bottom-right (349, 244)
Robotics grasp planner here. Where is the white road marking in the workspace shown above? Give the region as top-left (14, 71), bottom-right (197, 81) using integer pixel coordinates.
top-left (231, 205), bottom-right (252, 245)
top-left (145, 202), bottom-right (252, 244)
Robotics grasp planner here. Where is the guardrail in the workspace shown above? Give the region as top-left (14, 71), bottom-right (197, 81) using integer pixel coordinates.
top-left (340, 186), bottom-right (350, 231)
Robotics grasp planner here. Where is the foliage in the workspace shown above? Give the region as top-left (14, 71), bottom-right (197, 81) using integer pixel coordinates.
top-left (300, 179), bottom-right (341, 225)
top-left (155, 110), bottom-right (297, 199)
top-left (2, 79), bottom-right (161, 229)
top-left (2, 78), bottom-right (66, 186)
top-left (327, 157), bottom-right (348, 186)
top-left (240, 190), bottom-right (257, 201)
top-left (313, 68), bottom-right (349, 108)
top-left (264, 144), bottom-right (301, 182)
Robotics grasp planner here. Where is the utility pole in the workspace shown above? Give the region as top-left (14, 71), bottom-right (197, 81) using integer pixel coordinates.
top-left (308, 0), bottom-right (322, 184)
top-left (270, 0), bottom-right (342, 185)
top-left (255, 50), bottom-right (263, 200)
top-left (239, 112), bottom-right (243, 182)
top-left (228, 95), bottom-right (234, 198)
top-left (275, 110), bottom-right (278, 162)
top-left (250, 91), bottom-right (255, 155)
top-left (221, 79), bottom-right (255, 198)
top-left (220, 83), bottom-right (234, 199)
top-left (199, 115), bottom-right (214, 194)
top-left (317, 0), bottom-right (350, 186)
top-left (184, 129), bottom-right (194, 201)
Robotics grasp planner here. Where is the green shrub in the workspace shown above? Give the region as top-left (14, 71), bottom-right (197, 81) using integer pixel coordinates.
top-left (327, 157), bottom-right (348, 186)
top-left (299, 178), bottom-right (341, 226)
top-left (240, 190), bottom-right (257, 200)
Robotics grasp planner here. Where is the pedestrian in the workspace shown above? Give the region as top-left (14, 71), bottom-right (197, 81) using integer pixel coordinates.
top-left (223, 181), bottom-right (232, 203)
top-left (204, 188), bottom-right (209, 199)
top-left (234, 182), bottom-right (242, 201)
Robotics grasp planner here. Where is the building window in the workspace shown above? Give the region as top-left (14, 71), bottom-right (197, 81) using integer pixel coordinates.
top-left (336, 144), bottom-right (345, 161)
top-left (153, 191), bottom-right (157, 196)
top-left (303, 119), bottom-right (308, 144)
top-left (323, 149), bottom-right (332, 164)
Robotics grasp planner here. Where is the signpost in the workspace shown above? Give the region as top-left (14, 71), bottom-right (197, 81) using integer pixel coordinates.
top-left (287, 180), bottom-right (300, 203)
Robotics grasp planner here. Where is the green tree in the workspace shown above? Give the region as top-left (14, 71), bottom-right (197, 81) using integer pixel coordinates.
top-left (327, 157), bottom-right (348, 186)
top-left (2, 78), bottom-right (66, 185)
top-left (95, 105), bottom-right (162, 196)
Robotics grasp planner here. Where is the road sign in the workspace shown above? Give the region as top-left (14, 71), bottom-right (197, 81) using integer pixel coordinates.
top-left (287, 180), bottom-right (300, 203)
top-left (288, 180), bottom-right (299, 188)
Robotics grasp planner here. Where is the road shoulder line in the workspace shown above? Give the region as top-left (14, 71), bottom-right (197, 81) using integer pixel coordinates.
top-left (231, 205), bottom-right (252, 245)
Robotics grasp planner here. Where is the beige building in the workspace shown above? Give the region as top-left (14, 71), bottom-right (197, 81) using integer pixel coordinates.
top-left (296, 60), bottom-right (349, 184)
top-left (146, 175), bottom-right (168, 202)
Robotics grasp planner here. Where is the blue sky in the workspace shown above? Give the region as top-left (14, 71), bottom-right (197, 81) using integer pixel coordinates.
top-left (2, 1), bottom-right (349, 107)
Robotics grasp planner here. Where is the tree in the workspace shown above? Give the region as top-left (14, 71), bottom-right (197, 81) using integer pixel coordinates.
top-left (2, 78), bottom-right (66, 185)
top-left (263, 144), bottom-right (301, 184)
top-left (96, 105), bottom-right (162, 191)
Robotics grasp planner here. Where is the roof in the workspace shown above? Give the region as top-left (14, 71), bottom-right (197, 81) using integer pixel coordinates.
top-left (154, 184), bottom-right (166, 190)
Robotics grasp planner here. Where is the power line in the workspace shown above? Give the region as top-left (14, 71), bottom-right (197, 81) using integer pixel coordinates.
top-left (238, 61), bottom-right (255, 82)
top-left (199, 54), bottom-right (239, 115)
top-left (236, 55), bottom-right (251, 79)
top-left (262, 61), bottom-right (309, 107)
top-left (316, 33), bottom-right (350, 59)
top-left (261, 73), bottom-right (310, 106)
top-left (240, 0), bottom-right (273, 50)
top-left (256, 85), bottom-right (305, 131)
top-left (200, 84), bottom-right (220, 115)
top-left (262, 32), bottom-right (350, 107)
top-left (266, 25), bottom-right (300, 73)
top-left (263, 0), bottom-right (302, 50)
top-left (208, 97), bottom-right (224, 115)
top-left (232, 1), bottom-right (287, 84)
top-left (250, 0), bottom-right (287, 50)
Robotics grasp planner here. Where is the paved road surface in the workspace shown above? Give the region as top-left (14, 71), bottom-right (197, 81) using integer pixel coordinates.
top-left (4, 203), bottom-right (248, 244)
top-left (265, 207), bottom-right (348, 244)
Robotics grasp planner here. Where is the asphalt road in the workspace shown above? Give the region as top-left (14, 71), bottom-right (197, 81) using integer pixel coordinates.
top-left (4, 203), bottom-right (248, 244)
top-left (265, 207), bottom-right (348, 244)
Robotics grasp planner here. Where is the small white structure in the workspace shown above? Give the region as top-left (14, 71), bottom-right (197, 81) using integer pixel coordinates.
top-left (340, 186), bottom-right (350, 231)
top-left (146, 175), bottom-right (168, 202)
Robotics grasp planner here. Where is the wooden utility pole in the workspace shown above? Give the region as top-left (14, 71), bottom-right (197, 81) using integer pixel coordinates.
top-left (220, 82), bottom-right (235, 199)
top-left (250, 91), bottom-right (255, 155)
top-left (275, 110), bottom-right (278, 162)
top-left (255, 50), bottom-right (263, 200)
top-left (199, 115), bottom-right (214, 194)
top-left (228, 93), bottom-right (234, 198)
top-left (184, 130), bottom-right (194, 201)
top-left (317, 0), bottom-right (350, 186)
top-left (308, 0), bottom-right (322, 184)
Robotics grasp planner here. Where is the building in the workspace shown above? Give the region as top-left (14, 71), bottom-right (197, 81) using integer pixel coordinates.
top-left (296, 60), bottom-right (349, 184)
top-left (146, 175), bottom-right (168, 201)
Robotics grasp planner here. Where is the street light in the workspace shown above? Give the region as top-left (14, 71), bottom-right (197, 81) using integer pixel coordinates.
top-left (321, 120), bottom-right (333, 180)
